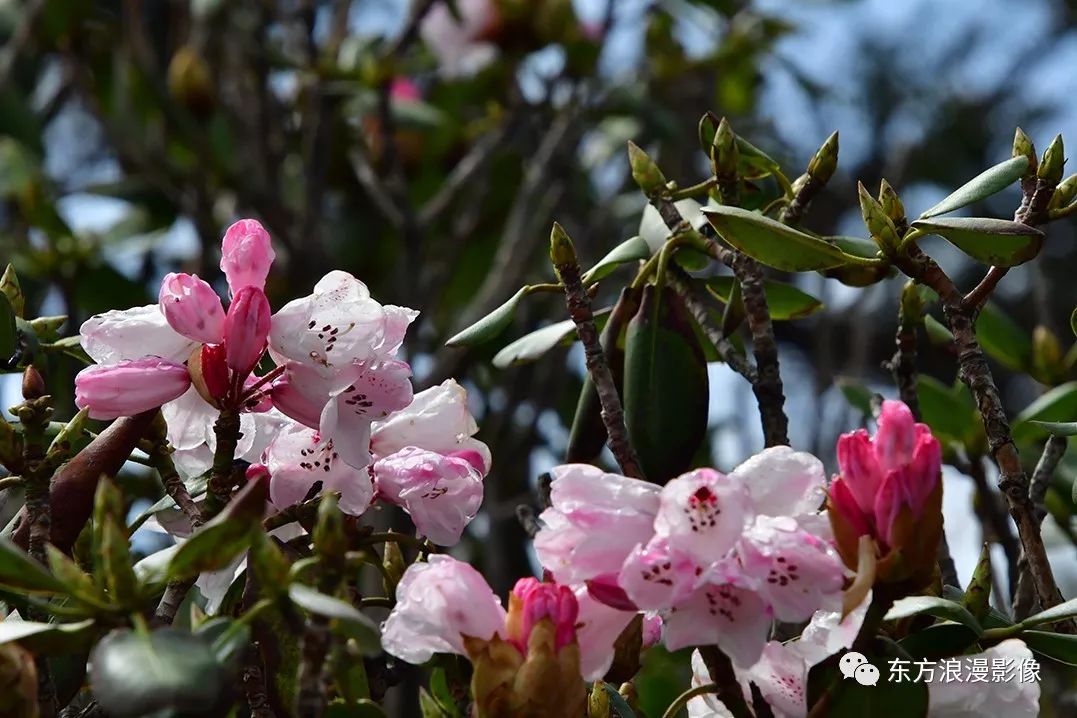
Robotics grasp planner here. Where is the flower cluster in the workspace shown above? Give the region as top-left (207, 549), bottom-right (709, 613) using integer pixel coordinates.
top-left (533, 446), bottom-right (845, 668)
top-left (74, 220), bottom-right (489, 546)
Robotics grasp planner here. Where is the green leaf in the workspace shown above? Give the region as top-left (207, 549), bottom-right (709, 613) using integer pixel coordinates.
top-left (807, 640), bottom-right (929, 718)
top-left (1071, 306), bottom-right (1077, 339)
top-left (90, 628), bottom-right (235, 718)
top-left (0, 618), bottom-right (95, 654)
top-left (445, 287), bottom-right (526, 347)
top-left (166, 479), bottom-right (267, 580)
top-left (288, 584), bottom-right (381, 655)
top-left (582, 235), bottom-right (652, 285)
top-left (917, 376), bottom-right (981, 449)
top-left (0, 291), bottom-right (15, 360)
top-left (491, 309), bottom-right (611, 368)
top-left (0, 536), bottom-right (68, 594)
top-left (919, 156), bottom-right (1029, 219)
top-left (326, 699), bottom-right (390, 717)
top-left (923, 315), bottom-right (954, 346)
top-left (898, 622), bottom-right (982, 660)
top-left (1013, 382), bottom-right (1077, 443)
top-left (884, 596), bottom-right (984, 635)
top-left (976, 302), bottom-right (1032, 371)
top-left (624, 285), bottom-right (709, 483)
top-left (702, 206), bottom-right (875, 272)
top-left (826, 236), bottom-right (880, 259)
top-left (1021, 630), bottom-right (1077, 666)
top-left (602, 683), bottom-right (637, 718)
top-left (133, 544), bottom-right (180, 594)
top-left (1021, 596), bottom-right (1077, 628)
top-left (910, 217), bottom-right (1043, 267)
top-left (1032, 421), bottom-right (1077, 436)
top-left (705, 276), bottom-right (823, 320)
top-left (419, 689), bottom-right (453, 718)
top-left (836, 377), bottom-right (875, 417)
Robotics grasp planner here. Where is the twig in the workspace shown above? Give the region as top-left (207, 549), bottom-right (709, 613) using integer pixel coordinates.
top-left (893, 244), bottom-right (1070, 629)
top-left (667, 269), bottom-right (756, 382)
top-left (550, 224), bottom-right (645, 480)
top-left (1014, 435), bottom-right (1068, 620)
top-left (149, 447), bottom-right (204, 530)
top-left (242, 646), bottom-right (277, 718)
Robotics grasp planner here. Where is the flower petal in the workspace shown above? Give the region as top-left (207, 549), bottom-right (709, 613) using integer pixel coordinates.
top-left (80, 304), bottom-right (196, 364)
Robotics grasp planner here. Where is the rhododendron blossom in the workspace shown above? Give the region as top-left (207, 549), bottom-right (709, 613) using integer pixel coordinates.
top-left (535, 446), bottom-right (844, 667)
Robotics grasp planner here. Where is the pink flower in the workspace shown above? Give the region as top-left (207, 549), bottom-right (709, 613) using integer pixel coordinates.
top-left (263, 423), bottom-right (374, 515)
top-left (221, 219), bottom-right (274, 294)
top-left (506, 578), bottom-right (578, 654)
top-left (81, 304), bottom-right (197, 365)
top-left (75, 358), bottom-right (191, 420)
top-left (419, 0), bottom-right (499, 77)
top-left (571, 587), bottom-right (639, 681)
top-left (158, 273), bottom-right (226, 344)
top-left (831, 400), bottom-right (941, 547)
top-left (380, 555), bottom-right (508, 664)
top-left (373, 447), bottom-right (484, 546)
top-left (390, 77), bottom-right (422, 102)
top-left (224, 286), bottom-right (272, 378)
top-left (533, 464), bottom-right (660, 587)
top-left (536, 447), bottom-right (844, 667)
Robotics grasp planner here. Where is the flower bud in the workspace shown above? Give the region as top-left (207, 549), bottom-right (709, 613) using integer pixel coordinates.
top-left (0, 264), bottom-right (23, 318)
top-left (588, 682), bottom-right (610, 718)
top-left (159, 272), bottom-right (226, 344)
top-left (878, 179), bottom-right (906, 227)
top-left (963, 542), bottom-right (992, 622)
top-left (1038, 134), bottom-right (1065, 187)
top-left (21, 365), bottom-right (45, 400)
top-left (75, 359), bottom-right (191, 420)
top-left (1049, 173), bottom-right (1077, 210)
top-left (167, 46), bottom-right (215, 118)
top-left (858, 182), bottom-right (901, 254)
top-left (711, 117), bottom-right (738, 179)
top-left (807, 130), bottom-right (839, 185)
top-left (1033, 325), bottom-right (1065, 384)
top-left (1013, 127), bottom-right (1037, 176)
top-left (505, 578), bottom-right (579, 654)
top-left (549, 222), bottom-right (578, 269)
top-left (0, 416), bottom-right (20, 469)
top-left (313, 492), bottom-right (348, 563)
top-left (188, 343), bottom-right (230, 406)
top-left (221, 219), bottom-right (275, 294)
top-left (627, 141), bottom-right (667, 196)
top-left (224, 286), bottom-right (271, 379)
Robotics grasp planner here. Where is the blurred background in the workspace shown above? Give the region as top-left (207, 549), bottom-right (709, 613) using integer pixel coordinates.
top-left (3, 0), bottom-right (1077, 711)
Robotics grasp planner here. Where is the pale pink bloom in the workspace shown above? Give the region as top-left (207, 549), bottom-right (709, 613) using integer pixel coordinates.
top-left (533, 464), bottom-right (659, 587)
top-left (381, 555), bottom-right (507, 664)
top-left (269, 270), bottom-right (417, 377)
top-left (832, 399), bottom-right (942, 546)
top-left (927, 640), bottom-right (1040, 717)
top-left (572, 587), bottom-right (638, 681)
top-left (419, 0), bottom-right (499, 77)
top-left (618, 538), bottom-right (701, 610)
top-left (75, 358), bottom-right (191, 420)
top-left (390, 77), bottom-right (422, 102)
top-left (158, 273), bottom-right (226, 344)
top-left (653, 468), bottom-right (752, 567)
top-left (371, 379), bottom-right (491, 471)
top-left (373, 447), bottom-right (484, 546)
top-left (507, 578), bottom-right (578, 653)
top-left (263, 423), bottom-right (374, 515)
top-left (80, 304), bottom-right (197, 365)
top-left (224, 286), bottom-right (272, 377)
top-left (729, 446), bottom-right (827, 520)
top-left (736, 516), bottom-right (844, 622)
top-left (221, 219), bottom-right (274, 294)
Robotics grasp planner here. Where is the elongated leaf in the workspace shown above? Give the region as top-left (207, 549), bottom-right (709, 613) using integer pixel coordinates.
top-left (703, 206), bottom-right (874, 271)
top-left (1071, 306), bottom-right (1077, 339)
top-left (826, 236), bottom-right (879, 259)
top-left (166, 479), bottom-right (267, 580)
top-left (445, 287), bottom-right (526, 347)
top-left (1022, 630), bottom-right (1077, 666)
top-left (911, 217), bottom-right (1043, 267)
top-left (884, 596), bottom-right (984, 635)
top-left (0, 291), bottom-right (15, 360)
top-left (581, 235), bottom-right (652, 285)
top-left (1022, 596), bottom-right (1077, 628)
top-left (977, 302), bottom-right (1032, 371)
top-left (923, 314), bottom-right (954, 346)
top-left (0, 619), bottom-right (95, 653)
top-left (917, 376), bottom-right (981, 450)
top-left (806, 640), bottom-right (928, 718)
top-left (602, 683), bottom-right (637, 718)
top-left (288, 584), bottom-right (381, 655)
top-left (836, 377), bottom-right (875, 417)
top-left (0, 537), bottom-right (67, 594)
top-left (898, 622), bottom-right (981, 660)
top-left (706, 276), bottom-right (823, 320)
top-left (919, 156), bottom-right (1029, 218)
top-left (90, 628), bottom-right (234, 718)
top-left (624, 285), bottom-right (709, 483)
top-left (491, 309), bottom-right (611, 368)
top-left (1032, 421), bottom-right (1077, 436)
top-left (1013, 382), bottom-right (1077, 442)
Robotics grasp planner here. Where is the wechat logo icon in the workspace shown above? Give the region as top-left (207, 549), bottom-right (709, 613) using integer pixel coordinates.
top-left (840, 652), bottom-right (880, 687)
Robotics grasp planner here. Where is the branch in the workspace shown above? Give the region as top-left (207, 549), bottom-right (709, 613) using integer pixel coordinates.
top-left (667, 268), bottom-right (756, 382)
top-left (697, 646), bottom-right (753, 718)
top-left (550, 225), bottom-right (645, 480)
top-left (1014, 435), bottom-right (1068, 620)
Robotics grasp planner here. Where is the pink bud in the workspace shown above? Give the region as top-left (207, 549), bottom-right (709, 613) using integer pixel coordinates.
top-left (390, 77), bottom-right (422, 102)
top-left (158, 273), bottom-right (226, 343)
top-left (189, 342), bottom-right (230, 405)
top-left (874, 400), bottom-right (917, 471)
top-left (221, 219), bottom-right (274, 294)
top-left (508, 578), bottom-right (578, 654)
top-left (827, 478), bottom-right (872, 538)
top-left (835, 430), bottom-right (881, 514)
top-left (75, 358), bottom-right (191, 419)
top-left (224, 286), bottom-right (271, 379)
top-left (246, 463), bottom-right (271, 483)
top-left (585, 574), bottom-right (638, 612)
